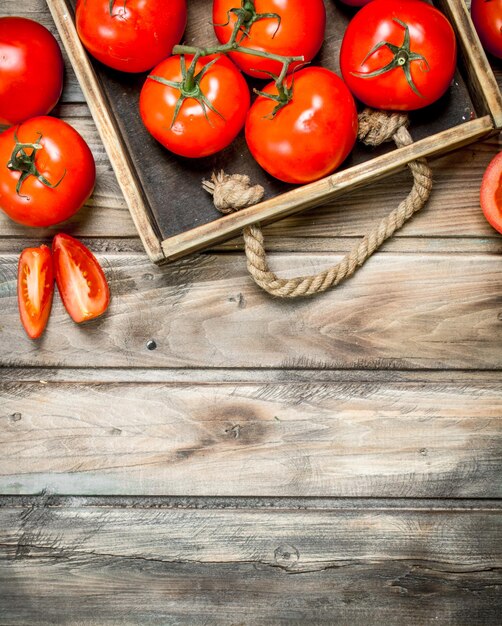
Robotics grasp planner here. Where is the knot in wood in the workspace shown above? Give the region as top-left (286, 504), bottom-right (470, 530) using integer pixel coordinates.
top-left (274, 544), bottom-right (300, 568)
top-left (202, 170), bottom-right (265, 213)
top-left (357, 108), bottom-right (409, 147)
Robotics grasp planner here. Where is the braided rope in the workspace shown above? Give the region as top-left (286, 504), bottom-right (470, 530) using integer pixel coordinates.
top-left (204, 109), bottom-right (433, 298)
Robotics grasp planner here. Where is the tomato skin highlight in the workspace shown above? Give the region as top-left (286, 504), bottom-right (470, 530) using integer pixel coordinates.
top-left (340, 0), bottom-right (457, 111)
top-left (53, 234), bottom-right (110, 323)
top-left (471, 0), bottom-right (502, 59)
top-left (76, 0), bottom-right (187, 73)
top-left (18, 244), bottom-right (54, 339)
top-left (245, 67), bottom-right (358, 185)
top-left (213, 0), bottom-right (326, 79)
top-left (140, 55), bottom-right (250, 158)
top-left (0, 116), bottom-right (96, 228)
top-left (0, 17), bottom-right (64, 126)
top-left (480, 151), bottom-right (502, 234)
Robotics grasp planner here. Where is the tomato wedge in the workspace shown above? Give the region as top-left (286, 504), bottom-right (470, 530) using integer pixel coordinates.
top-left (52, 233), bottom-right (110, 323)
top-left (18, 245), bottom-right (54, 339)
top-left (480, 151), bottom-right (502, 234)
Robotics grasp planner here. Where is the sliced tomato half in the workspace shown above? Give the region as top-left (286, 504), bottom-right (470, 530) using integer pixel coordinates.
top-left (480, 151), bottom-right (502, 234)
top-left (53, 233), bottom-right (110, 323)
top-left (18, 245), bottom-right (54, 339)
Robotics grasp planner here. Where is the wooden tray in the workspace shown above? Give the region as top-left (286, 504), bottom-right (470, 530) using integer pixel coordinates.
top-left (47, 0), bottom-right (502, 264)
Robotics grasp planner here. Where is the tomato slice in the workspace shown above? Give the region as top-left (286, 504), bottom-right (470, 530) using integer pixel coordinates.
top-left (52, 233), bottom-right (110, 323)
top-left (18, 245), bottom-right (54, 339)
top-left (480, 151), bottom-right (502, 235)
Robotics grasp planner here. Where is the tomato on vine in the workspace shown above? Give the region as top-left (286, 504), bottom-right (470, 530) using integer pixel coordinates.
top-left (245, 67), bottom-right (358, 184)
top-left (76, 0), bottom-right (187, 73)
top-left (471, 0), bottom-right (502, 59)
top-left (0, 117), bottom-right (96, 227)
top-left (340, 0), bottom-right (457, 111)
top-left (0, 17), bottom-right (64, 125)
top-left (213, 0), bottom-right (326, 79)
top-left (140, 54), bottom-right (250, 158)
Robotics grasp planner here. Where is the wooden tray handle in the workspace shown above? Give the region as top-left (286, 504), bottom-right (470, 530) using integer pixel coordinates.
top-left (206, 109), bottom-right (433, 298)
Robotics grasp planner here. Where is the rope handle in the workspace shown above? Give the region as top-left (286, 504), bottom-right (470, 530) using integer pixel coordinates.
top-left (204, 109), bottom-right (433, 298)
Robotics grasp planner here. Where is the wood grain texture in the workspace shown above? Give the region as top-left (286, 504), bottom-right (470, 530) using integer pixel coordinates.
top-left (1, 501), bottom-right (501, 624)
top-left (1, 251), bottom-right (501, 369)
top-left (1, 379), bottom-right (501, 496)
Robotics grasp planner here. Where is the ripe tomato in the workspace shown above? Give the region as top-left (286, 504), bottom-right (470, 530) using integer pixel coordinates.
top-left (53, 234), bottom-right (110, 323)
top-left (340, 0), bottom-right (457, 111)
top-left (140, 54), bottom-right (250, 158)
top-left (245, 67), bottom-right (358, 184)
top-left (471, 0), bottom-right (502, 59)
top-left (480, 151), bottom-right (502, 234)
top-left (18, 244), bottom-right (54, 339)
top-left (0, 17), bottom-right (64, 126)
top-left (213, 0), bottom-right (326, 79)
top-left (76, 0), bottom-right (187, 73)
top-left (0, 116), bottom-right (95, 228)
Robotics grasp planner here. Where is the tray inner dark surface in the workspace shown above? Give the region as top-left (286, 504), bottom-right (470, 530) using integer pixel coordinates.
top-left (73, 0), bottom-right (476, 241)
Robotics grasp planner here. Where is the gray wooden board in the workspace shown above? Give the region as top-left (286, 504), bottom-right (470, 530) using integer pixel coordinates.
top-left (1, 499), bottom-right (501, 625)
top-left (68, 0), bottom-right (476, 242)
top-left (1, 377), bottom-right (501, 496)
top-left (0, 251), bottom-right (501, 369)
top-left (0, 1), bottom-right (501, 623)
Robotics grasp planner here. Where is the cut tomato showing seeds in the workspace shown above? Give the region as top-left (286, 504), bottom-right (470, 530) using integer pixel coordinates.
top-left (480, 151), bottom-right (502, 234)
top-left (18, 244), bottom-right (54, 339)
top-left (53, 233), bottom-right (110, 323)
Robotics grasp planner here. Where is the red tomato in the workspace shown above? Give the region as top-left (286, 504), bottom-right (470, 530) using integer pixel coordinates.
top-left (76, 0), bottom-right (187, 73)
top-left (53, 234), bottom-right (110, 323)
top-left (480, 151), bottom-right (502, 234)
top-left (340, 0), bottom-right (457, 111)
top-left (140, 54), bottom-right (250, 158)
top-left (213, 0), bottom-right (326, 79)
top-left (0, 17), bottom-right (64, 126)
top-left (18, 244), bottom-right (54, 339)
top-left (0, 117), bottom-right (95, 227)
top-left (245, 67), bottom-right (358, 184)
top-left (471, 0), bottom-right (502, 59)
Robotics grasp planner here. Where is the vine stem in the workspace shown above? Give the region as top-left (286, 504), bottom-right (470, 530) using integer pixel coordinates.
top-left (173, 43), bottom-right (303, 68)
top-left (153, 0), bottom-right (305, 123)
top-left (173, 44), bottom-right (303, 95)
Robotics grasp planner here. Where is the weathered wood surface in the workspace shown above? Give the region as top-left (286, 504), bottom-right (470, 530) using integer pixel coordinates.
top-left (1, 499), bottom-right (501, 625)
top-left (1, 0), bottom-right (502, 622)
top-left (1, 377), bottom-right (501, 496)
top-left (1, 251), bottom-right (501, 369)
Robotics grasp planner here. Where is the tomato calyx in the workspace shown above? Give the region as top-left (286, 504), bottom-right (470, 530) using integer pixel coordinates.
top-left (351, 19), bottom-right (430, 98)
top-left (108, 0), bottom-right (127, 17)
top-left (149, 55), bottom-right (226, 127)
top-left (253, 69), bottom-right (295, 116)
top-left (7, 129), bottom-right (66, 197)
top-left (172, 1), bottom-right (304, 122)
top-left (215, 0), bottom-right (281, 42)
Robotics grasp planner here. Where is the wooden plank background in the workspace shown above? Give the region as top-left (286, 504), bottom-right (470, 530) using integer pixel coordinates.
top-left (0, 0), bottom-right (501, 623)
